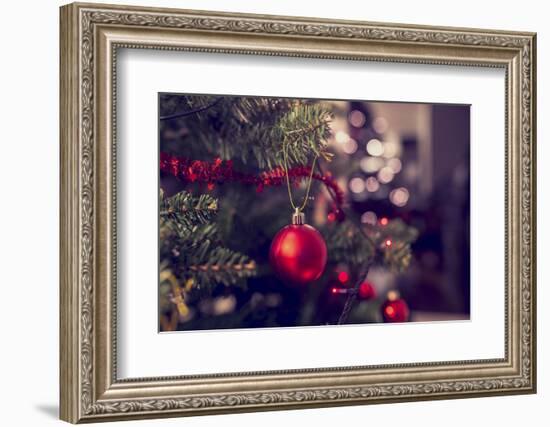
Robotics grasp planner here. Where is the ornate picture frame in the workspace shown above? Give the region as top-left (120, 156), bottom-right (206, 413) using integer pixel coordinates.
top-left (60, 2), bottom-right (536, 423)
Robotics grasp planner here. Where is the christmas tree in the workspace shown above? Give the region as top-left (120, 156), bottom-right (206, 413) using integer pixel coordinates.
top-left (158, 94), bottom-right (418, 332)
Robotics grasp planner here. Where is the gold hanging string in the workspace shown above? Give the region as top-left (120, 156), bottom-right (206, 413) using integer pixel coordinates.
top-left (282, 140), bottom-right (318, 213)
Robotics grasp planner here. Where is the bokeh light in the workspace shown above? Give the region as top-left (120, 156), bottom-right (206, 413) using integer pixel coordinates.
top-left (366, 138), bottom-right (384, 156)
top-left (348, 110), bottom-right (366, 128)
top-left (337, 271), bottom-right (349, 283)
top-left (390, 187), bottom-right (410, 207)
top-left (382, 140), bottom-right (401, 158)
top-left (377, 166), bottom-right (394, 184)
top-left (365, 177), bottom-right (380, 192)
top-left (361, 211), bottom-right (377, 225)
top-left (387, 157), bottom-right (402, 174)
top-left (360, 156), bottom-right (384, 173)
top-left (349, 177), bottom-right (366, 193)
top-left (342, 138), bottom-right (358, 154)
top-left (335, 130), bottom-right (350, 144)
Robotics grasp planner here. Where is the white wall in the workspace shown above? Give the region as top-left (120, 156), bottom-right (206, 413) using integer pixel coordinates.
top-left (0, 0), bottom-right (545, 426)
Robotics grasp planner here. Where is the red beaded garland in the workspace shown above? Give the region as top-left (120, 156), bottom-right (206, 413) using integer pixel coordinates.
top-left (159, 152), bottom-right (344, 206)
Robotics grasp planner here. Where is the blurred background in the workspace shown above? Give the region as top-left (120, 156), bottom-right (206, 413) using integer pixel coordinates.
top-left (327, 101), bottom-right (470, 322)
top-left (159, 95), bottom-right (470, 331)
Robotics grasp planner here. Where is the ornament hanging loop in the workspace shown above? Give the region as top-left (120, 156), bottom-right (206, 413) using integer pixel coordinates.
top-left (282, 140), bottom-right (318, 214)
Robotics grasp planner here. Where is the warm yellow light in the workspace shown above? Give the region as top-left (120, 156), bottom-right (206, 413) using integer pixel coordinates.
top-left (366, 139), bottom-right (384, 156)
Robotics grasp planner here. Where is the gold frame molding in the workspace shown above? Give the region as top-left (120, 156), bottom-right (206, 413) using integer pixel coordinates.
top-left (60, 2), bottom-right (537, 423)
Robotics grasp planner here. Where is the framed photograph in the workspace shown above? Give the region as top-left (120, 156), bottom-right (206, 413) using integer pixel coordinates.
top-left (60, 2), bottom-right (537, 423)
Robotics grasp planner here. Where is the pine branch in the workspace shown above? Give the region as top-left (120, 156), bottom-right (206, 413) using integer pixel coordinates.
top-left (275, 103), bottom-right (334, 167)
top-left (160, 97), bottom-right (223, 121)
top-left (325, 222), bottom-right (376, 268)
top-left (378, 219), bottom-right (418, 273)
top-left (180, 247), bottom-right (256, 294)
top-left (187, 248), bottom-right (256, 286)
top-left (160, 189), bottom-right (218, 229)
top-left (159, 189), bottom-right (257, 294)
top-left (160, 95), bottom-right (333, 170)
top-left (161, 224), bottom-right (257, 291)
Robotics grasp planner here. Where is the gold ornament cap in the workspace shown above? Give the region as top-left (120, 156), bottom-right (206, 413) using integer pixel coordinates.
top-left (292, 209), bottom-right (305, 225)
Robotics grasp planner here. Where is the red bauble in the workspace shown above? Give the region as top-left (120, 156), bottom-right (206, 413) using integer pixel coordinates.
top-left (269, 213), bottom-right (327, 285)
top-left (358, 281), bottom-right (376, 300)
top-left (381, 294), bottom-right (410, 323)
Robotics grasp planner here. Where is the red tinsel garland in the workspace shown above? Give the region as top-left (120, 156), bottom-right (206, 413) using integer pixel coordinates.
top-left (160, 152), bottom-right (344, 206)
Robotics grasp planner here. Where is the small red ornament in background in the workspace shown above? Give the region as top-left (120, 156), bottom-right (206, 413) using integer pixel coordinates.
top-left (358, 281), bottom-right (376, 300)
top-left (381, 290), bottom-right (410, 322)
top-left (269, 211), bottom-right (327, 286)
top-left (337, 271), bottom-right (349, 284)
top-left (380, 217), bottom-right (389, 226)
